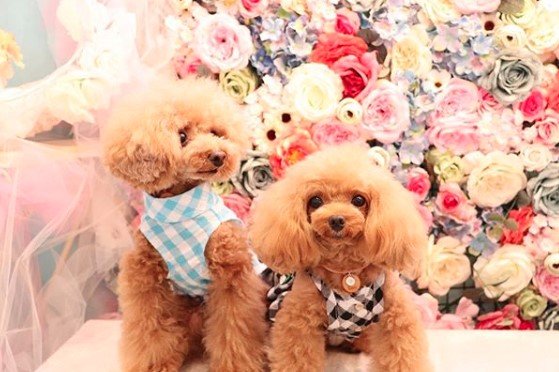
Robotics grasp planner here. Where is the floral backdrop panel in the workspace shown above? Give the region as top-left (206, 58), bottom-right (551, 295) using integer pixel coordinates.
top-left (167, 0), bottom-right (559, 330)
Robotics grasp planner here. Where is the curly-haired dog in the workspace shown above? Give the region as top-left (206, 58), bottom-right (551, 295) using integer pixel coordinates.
top-left (103, 78), bottom-right (268, 372)
top-left (249, 144), bottom-right (431, 372)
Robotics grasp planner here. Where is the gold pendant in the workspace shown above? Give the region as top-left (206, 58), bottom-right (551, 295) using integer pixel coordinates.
top-left (342, 273), bottom-right (361, 293)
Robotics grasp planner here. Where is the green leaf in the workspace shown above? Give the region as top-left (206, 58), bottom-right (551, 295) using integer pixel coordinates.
top-left (488, 226), bottom-right (503, 241)
top-left (498, 0), bottom-right (525, 15)
top-left (504, 219), bottom-right (519, 231)
top-left (487, 213), bottom-right (505, 223)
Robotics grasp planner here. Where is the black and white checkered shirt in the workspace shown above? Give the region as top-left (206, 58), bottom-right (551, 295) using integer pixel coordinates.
top-left (267, 271), bottom-right (385, 341)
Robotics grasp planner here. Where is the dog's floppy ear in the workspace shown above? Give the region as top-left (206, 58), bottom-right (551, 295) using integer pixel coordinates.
top-left (364, 168), bottom-right (428, 279)
top-left (103, 133), bottom-right (171, 188)
top-left (249, 178), bottom-right (321, 274)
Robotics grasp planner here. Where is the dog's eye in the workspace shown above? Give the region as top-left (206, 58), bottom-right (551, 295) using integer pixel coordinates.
top-left (351, 195), bottom-right (366, 207)
top-left (178, 130), bottom-right (188, 147)
top-left (308, 196), bottom-right (323, 209)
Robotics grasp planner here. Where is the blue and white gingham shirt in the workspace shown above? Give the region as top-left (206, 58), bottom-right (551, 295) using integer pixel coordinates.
top-left (140, 183), bottom-right (253, 297)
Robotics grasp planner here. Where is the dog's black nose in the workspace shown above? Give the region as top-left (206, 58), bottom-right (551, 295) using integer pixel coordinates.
top-left (208, 151), bottom-right (226, 167)
top-left (329, 216), bottom-right (345, 232)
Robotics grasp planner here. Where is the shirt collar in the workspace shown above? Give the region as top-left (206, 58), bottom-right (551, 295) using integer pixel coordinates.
top-left (143, 183), bottom-right (219, 223)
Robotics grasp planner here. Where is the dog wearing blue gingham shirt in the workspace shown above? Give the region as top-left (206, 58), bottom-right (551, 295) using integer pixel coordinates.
top-left (140, 183), bottom-right (264, 297)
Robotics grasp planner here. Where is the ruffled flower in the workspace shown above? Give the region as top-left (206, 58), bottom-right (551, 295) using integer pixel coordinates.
top-left (336, 98), bottom-right (363, 125)
top-left (527, 163), bottom-right (559, 216)
top-left (473, 244), bottom-right (535, 301)
top-left (519, 144), bottom-right (552, 172)
top-left (391, 28), bottom-right (432, 79)
top-left (435, 183), bottom-right (477, 223)
top-left (417, 236), bottom-right (471, 296)
top-left (516, 288), bottom-right (547, 320)
top-left (310, 121), bottom-right (361, 148)
top-left (222, 192), bottom-right (252, 223)
top-left (193, 13), bottom-right (254, 73)
top-left (360, 81), bottom-right (411, 144)
top-left (452, 0), bottom-right (501, 15)
top-left (269, 129), bottom-right (318, 179)
top-left (231, 151), bottom-right (275, 198)
top-left (533, 266), bottom-right (559, 303)
top-left (475, 304), bottom-right (534, 330)
top-left (219, 68), bottom-right (258, 102)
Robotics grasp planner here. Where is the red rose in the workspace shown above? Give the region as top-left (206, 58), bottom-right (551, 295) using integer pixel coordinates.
top-left (331, 52), bottom-right (379, 99)
top-left (518, 90), bottom-right (546, 122)
top-left (475, 304), bottom-right (524, 330)
top-left (501, 206), bottom-right (534, 245)
top-left (309, 33), bottom-right (368, 68)
top-left (334, 9), bottom-right (360, 35)
top-left (406, 168), bottom-right (431, 201)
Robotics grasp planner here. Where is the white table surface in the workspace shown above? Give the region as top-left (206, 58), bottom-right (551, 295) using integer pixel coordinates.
top-left (37, 320), bottom-right (559, 372)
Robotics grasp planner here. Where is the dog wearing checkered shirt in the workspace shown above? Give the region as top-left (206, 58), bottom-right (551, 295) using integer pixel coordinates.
top-left (103, 78), bottom-right (268, 372)
top-left (249, 144), bottom-right (432, 372)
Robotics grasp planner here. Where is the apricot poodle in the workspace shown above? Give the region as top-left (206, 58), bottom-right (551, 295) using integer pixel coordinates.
top-left (103, 77), bottom-right (267, 372)
top-left (249, 144), bottom-right (432, 372)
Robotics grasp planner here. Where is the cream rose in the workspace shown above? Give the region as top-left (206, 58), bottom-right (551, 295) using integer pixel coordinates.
top-left (419, 0), bottom-right (460, 24)
top-left (280, 0), bottom-right (306, 15)
top-left (417, 236), bottom-right (471, 296)
top-left (391, 31), bottom-right (432, 79)
top-left (494, 25), bottom-right (527, 50)
top-left (285, 63), bottom-right (343, 122)
top-left (501, 0), bottom-right (538, 29)
top-left (526, 10), bottom-right (559, 56)
top-left (474, 245), bottom-right (535, 301)
top-left (467, 151), bottom-right (527, 208)
top-left (336, 98), bottom-right (363, 125)
top-left (367, 146), bottom-right (391, 169)
top-left (519, 144), bottom-right (553, 172)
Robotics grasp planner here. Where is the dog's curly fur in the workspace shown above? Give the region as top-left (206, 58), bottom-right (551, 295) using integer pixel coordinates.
top-left (103, 77), bottom-right (268, 372)
top-left (249, 144), bottom-right (432, 372)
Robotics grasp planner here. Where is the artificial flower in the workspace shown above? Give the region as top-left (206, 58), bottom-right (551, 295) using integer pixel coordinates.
top-left (500, 0), bottom-right (538, 29)
top-left (467, 151), bottom-right (527, 208)
top-left (525, 9), bottom-right (559, 56)
top-left (479, 49), bottom-right (542, 105)
top-left (475, 304), bottom-right (534, 330)
top-left (435, 183), bottom-right (477, 223)
top-left (222, 192), bottom-right (252, 223)
top-left (360, 81), bottom-right (411, 144)
top-left (533, 266), bottom-right (559, 303)
top-left (419, 0), bottom-right (460, 25)
top-left (407, 168), bottom-right (431, 201)
top-left (331, 51), bottom-right (380, 100)
top-left (517, 89), bottom-right (546, 122)
top-left (284, 63), bottom-right (343, 122)
top-left (219, 68), bottom-right (258, 102)
top-left (524, 110), bottom-right (559, 147)
top-left (0, 29), bottom-right (24, 87)
top-left (335, 98), bottom-right (363, 125)
top-left (367, 146), bottom-right (391, 169)
top-left (391, 30), bottom-right (432, 79)
top-left (516, 288), bottom-right (547, 320)
top-left (493, 24), bottom-right (528, 50)
top-left (501, 206), bottom-right (534, 245)
top-left (519, 144), bottom-right (552, 172)
top-left (417, 236), bottom-right (471, 296)
top-left (193, 13), bottom-right (254, 73)
top-left (309, 33), bottom-right (368, 68)
top-left (310, 121), bottom-right (360, 148)
top-left (433, 154), bottom-right (465, 184)
top-left (269, 129), bottom-right (318, 178)
top-left (527, 163), bottom-right (559, 216)
top-left (231, 151), bottom-right (275, 198)
top-left (473, 244), bottom-right (535, 301)
top-left (452, 0), bottom-right (501, 15)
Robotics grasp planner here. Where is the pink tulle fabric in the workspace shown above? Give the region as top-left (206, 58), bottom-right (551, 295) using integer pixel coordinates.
top-left (0, 1), bottom-right (178, 371)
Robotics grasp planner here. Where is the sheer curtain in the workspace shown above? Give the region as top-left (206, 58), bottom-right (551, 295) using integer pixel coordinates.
top-left (0, 1), bottom-right (178, 371)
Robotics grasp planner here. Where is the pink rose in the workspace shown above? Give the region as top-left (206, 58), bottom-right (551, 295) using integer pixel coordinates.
top-left (239, 0), bottom-right (268, 18)
top-left (525, 110), bottom-right (559, 146)
top-left (334, 9), bottom-right (360, 35)
top-left (331, 51), bottom-right (380, 100)
top-left (410, 292), bottom-right (439, 327)
top-left (427, 113), bottom-right (480, 155)
top-left (452, 0), bottom-right (501, 15)
top-left (431, 79), bottom-right (480, 121)
top-left (433, 298), bottom-right (479, 330)
top-left (407, 168), bottom-right (431, 201)
top-left (435, 183), bottom-right (477, 223)
top-left (518, 90), bottom-right (547, 122)
top-left (222, 193), bottom-right (252, 223)
top-left (193, 14), bottom-right (254, 72)
top-left (269, 129), bottom-right (318, 179)
top-left (174, 54), bottom-right (202, 79)
top-left (533, 266), bottom-right (559, 303)
top-left (479, 87), bottom-right (503, 112)
top-left (360, 82), bottom-right (411, 144)
top-left (416, 203), bottom-right (433, 232)
top-left (311, 121), bottom-right (361, 148)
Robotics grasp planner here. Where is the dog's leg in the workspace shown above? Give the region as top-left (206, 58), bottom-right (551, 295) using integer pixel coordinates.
top-left (204, 221), bottom-right (268, 372)
top-left (267, 273), bottom-right (327, 372)
top-left (354, 272), bottom-right (432, 372)
top-left (119, 233), bottom-right (203, 372)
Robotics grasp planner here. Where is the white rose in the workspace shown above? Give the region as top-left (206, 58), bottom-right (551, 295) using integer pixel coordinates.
top-left (285, 63), bottom-right (343, 122)
top-left (467, 151), bottom-right (527, 207)
top-left (193, 13), bottom-right (254, 73)
top-left (336, 98), bottom-right (363, 125)
top-left (417, 236), bottom-right (471, 296)
top-left (280, 0), bottom-right (307, 15)
top-left (391, 31), bottom-right (432, 79)
top-left (519, 144), bottom-right (553, 172)
top-left (45, 72), bottom-right (109, 124)
top-left (418, 0), bottom-right (460, 25)
top-left (526, 10), bottom-right (559, 56)
top-left (367, 146), bottom-right (391, 169)
top-left (494, 25), bottom-right (527, 50)
top-left (461, 151), bottom-right (485, 175)
top-left (473, 244), bottom-right (535, 301)
top-left (501, 0), bottom-right (538, 29)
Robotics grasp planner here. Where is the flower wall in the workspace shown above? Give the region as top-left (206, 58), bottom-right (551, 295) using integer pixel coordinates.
top-left (170, 0), bottom-right (559, 330)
